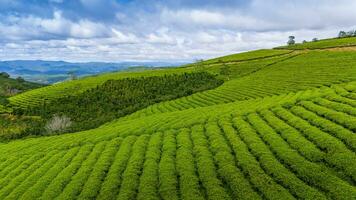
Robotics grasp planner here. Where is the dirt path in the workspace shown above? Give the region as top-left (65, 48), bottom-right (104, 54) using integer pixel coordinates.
top-left (321, 45), bottom-right (356, 51)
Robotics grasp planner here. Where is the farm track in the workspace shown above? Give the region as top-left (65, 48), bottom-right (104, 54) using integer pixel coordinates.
top-left (0, 82), bottom-right (355, 199)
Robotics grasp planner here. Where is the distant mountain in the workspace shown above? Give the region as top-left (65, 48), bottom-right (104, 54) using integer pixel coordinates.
top-left (0, 60), bottom-right (187, 84)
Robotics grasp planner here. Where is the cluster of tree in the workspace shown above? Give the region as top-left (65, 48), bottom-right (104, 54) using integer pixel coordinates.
top-left (219, 62), bottom-right (231, 80)
top-left (0, 72), bottom-right (25, 82)
top-left (0, 96), bottom-right (8, 105)
top-left (0, 115), bottom-right (45, 141)
top-left (194, 59), bottom-right (205, 72)
top-left (0, 72), bottom-right (43, 98)
top-left (19, 72), bottom-right (223, 133)
top-left (288, 36), bottom-right (318, 45)
top-left (338, 30), bottom-right (356, 38)
top-left (0, 72), bottom-right (10, 78)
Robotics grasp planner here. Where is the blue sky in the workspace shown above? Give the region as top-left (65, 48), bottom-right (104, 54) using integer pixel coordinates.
top-left (0, 0), bottom-right (355, 62)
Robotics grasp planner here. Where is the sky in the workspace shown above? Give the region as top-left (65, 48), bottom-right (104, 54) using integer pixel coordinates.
top-left (0, 0), bottom-right (355, 62)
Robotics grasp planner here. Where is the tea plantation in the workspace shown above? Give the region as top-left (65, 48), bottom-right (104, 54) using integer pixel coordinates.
top-left (0, 37), bottom-right (355, 199)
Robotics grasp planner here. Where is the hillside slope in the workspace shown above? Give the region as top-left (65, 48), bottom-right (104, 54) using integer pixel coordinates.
top-left (7, 68), bottom-right (192, 109)
top-left (7, 49), bottom-right (292, 109)
top-left (0, 75), bottom-right (43, 113)
top-left (123, 50), bottom-right (356, 120)
top-left (0, 81), bottom-right (355, 199)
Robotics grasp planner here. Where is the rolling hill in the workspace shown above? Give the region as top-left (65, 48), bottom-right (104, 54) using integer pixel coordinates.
top-left (0, 74), bottom-right (43, 113)
top-left (0, 37), bottom-right (355, 199)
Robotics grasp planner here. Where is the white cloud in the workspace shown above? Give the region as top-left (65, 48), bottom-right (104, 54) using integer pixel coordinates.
top-left (0, 11), bottom-right (109, 40)
top-left (160, 8), bottom-right (274, 31)
top-left (1, 1), bottom-right (356, 62)
top-left (111, 29), bottom-right (140, 44)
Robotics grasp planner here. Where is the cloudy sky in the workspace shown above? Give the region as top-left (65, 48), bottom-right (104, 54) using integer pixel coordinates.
top-left (0, 0), bottom-right (355, 62)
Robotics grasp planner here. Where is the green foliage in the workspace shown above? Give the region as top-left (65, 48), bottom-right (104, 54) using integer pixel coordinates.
top-left (0, 114), bottom-right (45, 141)
top-left (158, 131), bottom-right (179, 200)
top-left (219, 63), bottom-right (231, 78)
top-left (0, 75), bottom-right (43, 114)
top-left (176, 128), bottom-right (205, 200)
top-left (8, 67), bottom-right (192, 109)
top-left (0, 76), bottom-right (42, 96)
top-left (21, 72), bottom-right (222, 133)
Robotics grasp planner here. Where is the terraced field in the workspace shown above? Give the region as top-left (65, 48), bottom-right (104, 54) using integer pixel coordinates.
top-left (0, 81), bottom-right (355, 200)
top-left (123, 50), bottom-right (356, 120)
top-left (194, 49), bottom-right (293, 65)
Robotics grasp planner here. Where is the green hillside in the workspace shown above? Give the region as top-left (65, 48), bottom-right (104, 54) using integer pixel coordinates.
top-left (22, 72), bottom-right (223, 133)
top-left (8, 68), bottom-right (193, 109)
top-left (0, 81), bottom-right (355, 199)
top-left (123, 50), bottom-right (356, 120)
top-left (0, 37), bottom-right (356, 199)
top-left (276, 36), bottom-right (356, 50)
top-left (0, 74), bottom-right (43, 113)
top-left (193, 49), bottom-right (293, 65)
top-left (8, 50), bottom-right (294, 110)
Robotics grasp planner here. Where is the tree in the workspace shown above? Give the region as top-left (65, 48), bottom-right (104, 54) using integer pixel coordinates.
top-left (347, 31), bottom-right (354, 37)
top-left (312, 38), bottom-right (318, 42)
top-left (45, 114), bottom-right (72, 134)
top-left (302, 40), bottom-right (307, 44)
top-left (194, 59), bottom-right (205, 72)
top-left (338, 31), bottom-right (347, 38)
top-left (67, 71), bottom-right (77, 80)
top-left (4, 83), bottom-right (12, 95)
top-left (220, 63), bottom-right (231, 80)
top-left (16, 76), bottom-right (25, 83)
top-left (287, 36), bottom-right (295, 45)
top-left (0, 72), bottom-right (10, 78)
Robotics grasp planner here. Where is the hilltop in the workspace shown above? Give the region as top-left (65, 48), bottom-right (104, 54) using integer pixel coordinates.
top-left (0, 36), bottom-right (355, 199)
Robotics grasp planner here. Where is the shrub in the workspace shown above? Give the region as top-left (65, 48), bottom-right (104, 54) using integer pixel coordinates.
top-left (45, 114), bottom-right (72, 134)
top-left (16, 76), bottom-right (25, 83)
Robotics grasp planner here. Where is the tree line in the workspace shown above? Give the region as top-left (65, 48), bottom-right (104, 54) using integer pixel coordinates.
top-left (287, 30), bottom-right (356, 46)
top-left (338, 30), bottom-right (356, 38)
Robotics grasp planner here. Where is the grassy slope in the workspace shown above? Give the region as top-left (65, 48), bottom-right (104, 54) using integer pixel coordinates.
top-left (195, 49), bottom-right (293, 65)
top-left (0, 76), bottom-right (43, 113)
top-left (0, 37), bottom-right (356, 199)
top-left (275, 36), bottom-right (356, 50)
